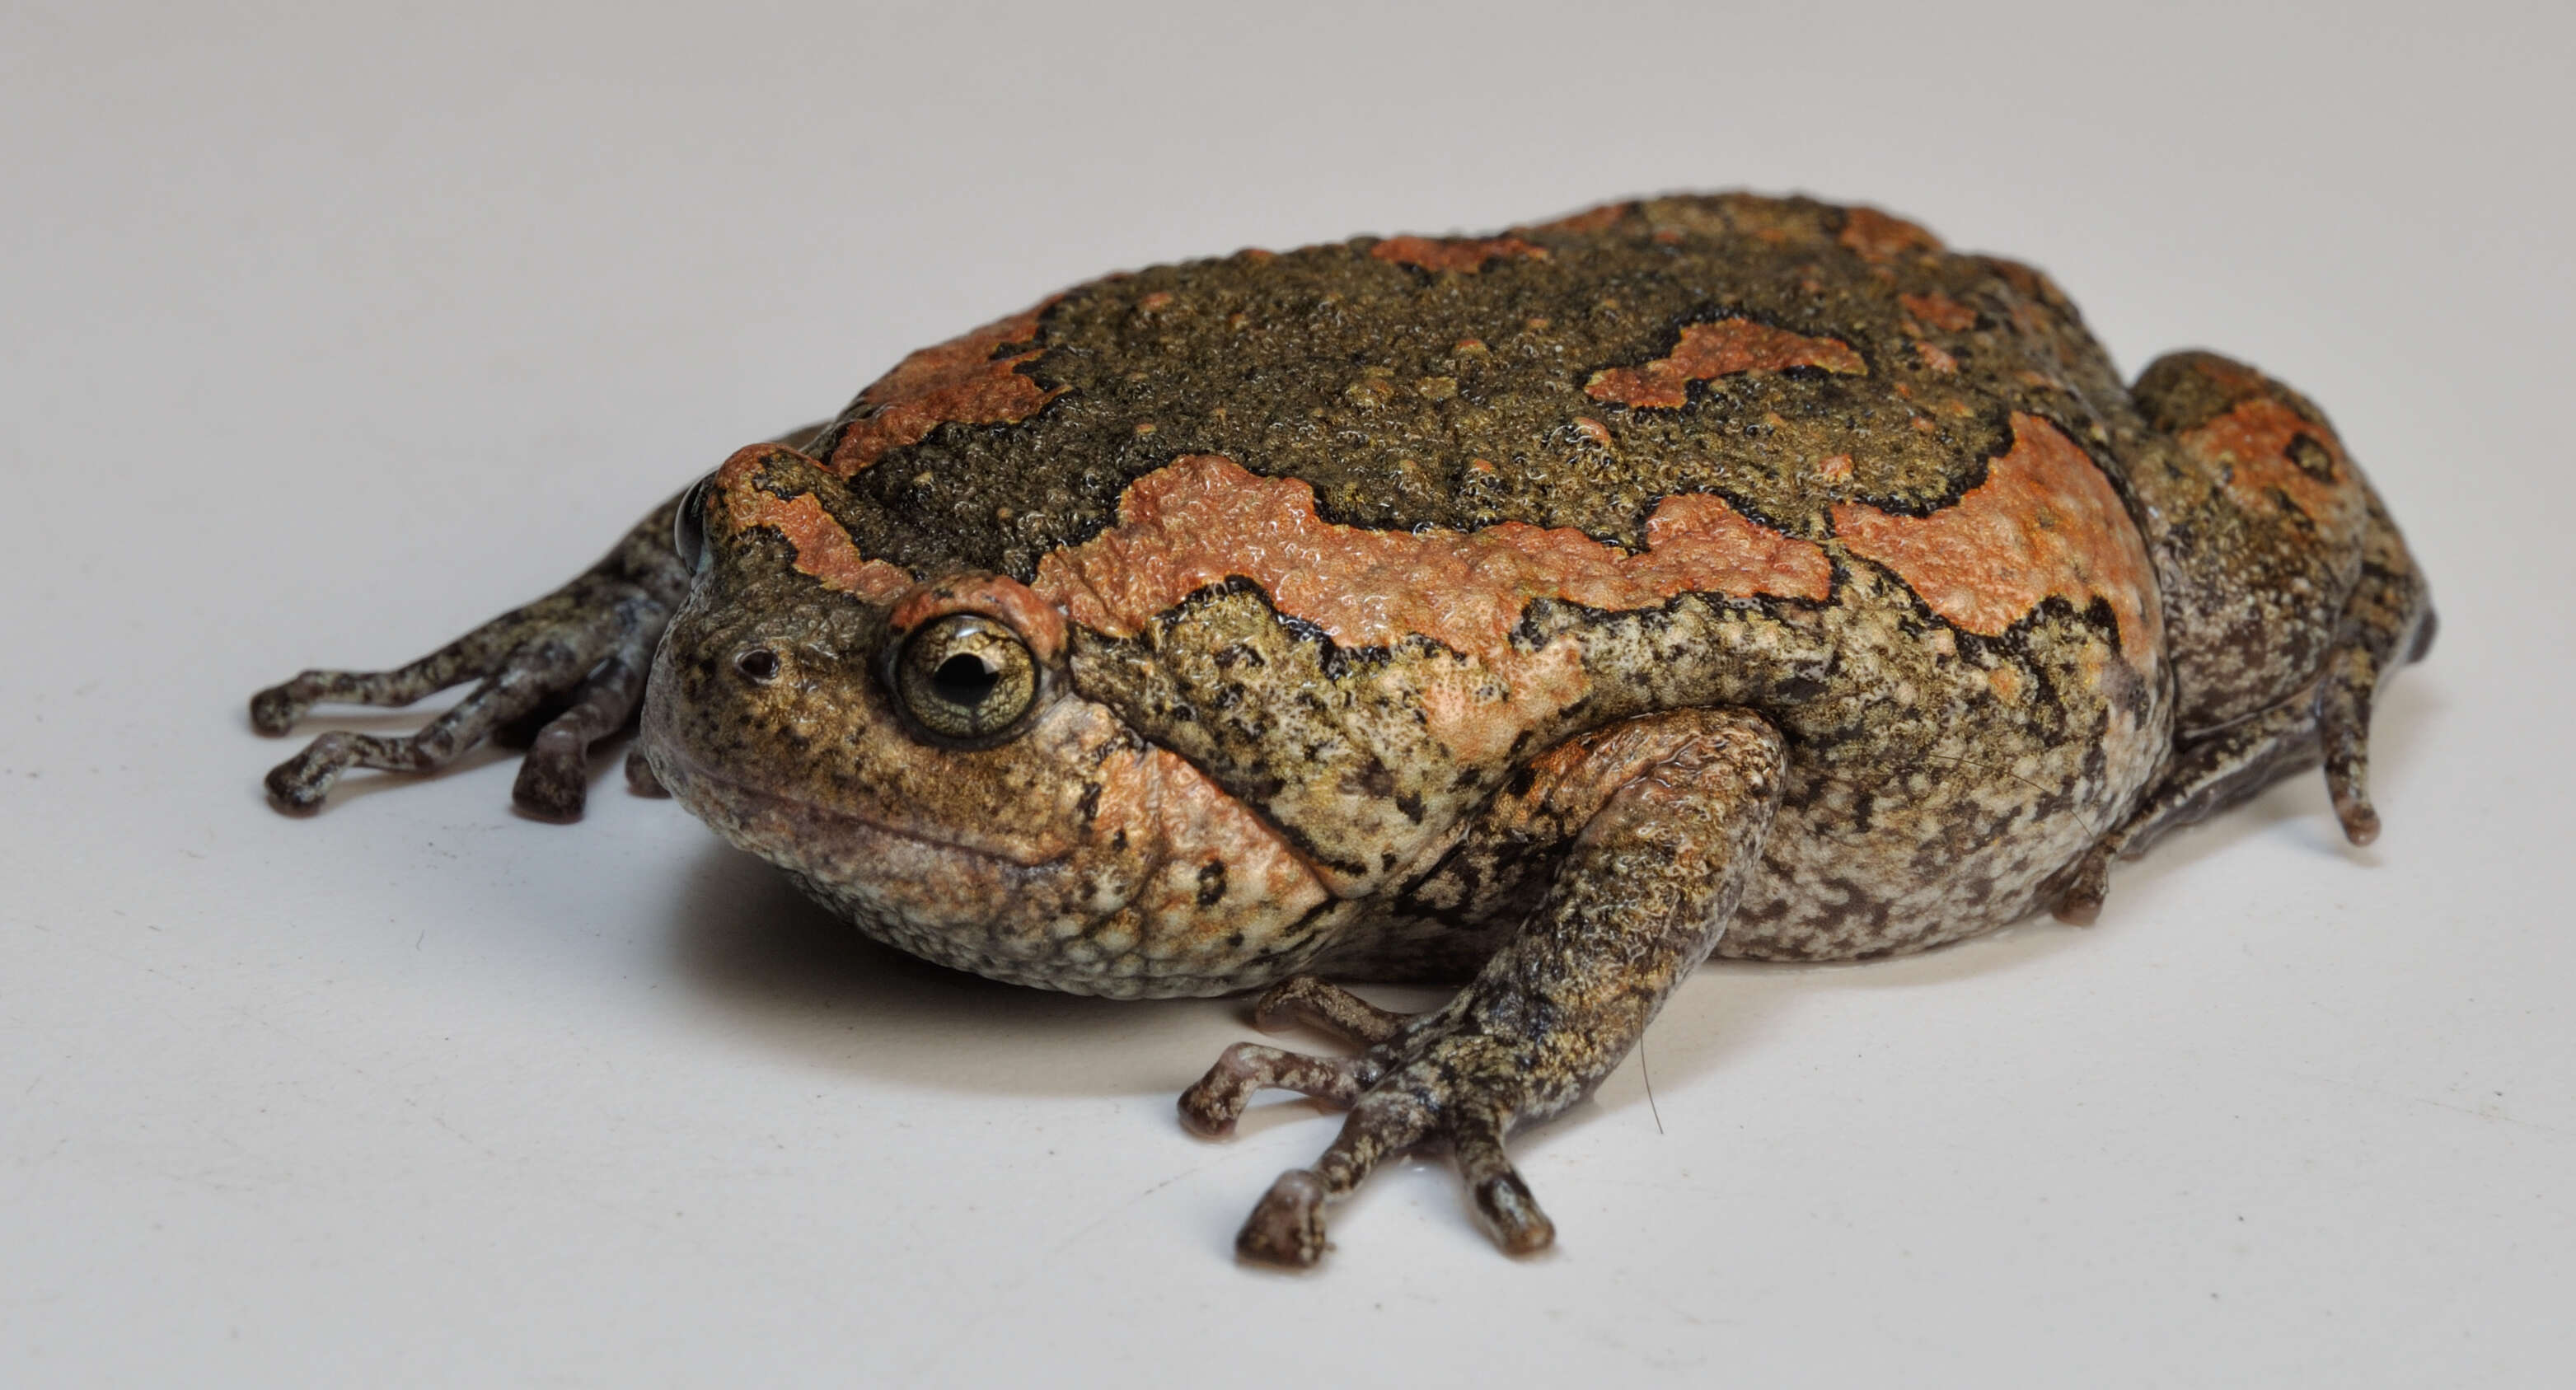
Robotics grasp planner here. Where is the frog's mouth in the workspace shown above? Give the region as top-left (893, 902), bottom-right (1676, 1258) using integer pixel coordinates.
top-left (645, 746), bottom-right (1182, 981)
top-left (649, 752), bottom-right (1066, 872)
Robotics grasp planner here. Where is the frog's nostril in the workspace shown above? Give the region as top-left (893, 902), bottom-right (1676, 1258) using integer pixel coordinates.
top-left (733, 648), bottom-right (782, 684)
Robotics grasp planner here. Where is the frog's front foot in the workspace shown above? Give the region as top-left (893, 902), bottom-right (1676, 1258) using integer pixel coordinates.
top-left (251, 498), bottom-right (687, 819)
top-left (1179, 976), bottom-right (1555, 1266)
top-left (1181, 707), bottom-right (1788, 1267)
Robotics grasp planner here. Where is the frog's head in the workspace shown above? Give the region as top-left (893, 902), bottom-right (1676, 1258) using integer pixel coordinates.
top-left (637, 443), bottom-right (1328, 996)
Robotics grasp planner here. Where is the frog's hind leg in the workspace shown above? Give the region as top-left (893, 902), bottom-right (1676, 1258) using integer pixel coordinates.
top-left (252, 495), bottom-right (689, 819)
top-left (1179, 707), bottom-right (1785, 1265)
top-left (2052, 696), bottom-right (2321, 922)
top-left (2056, 359), bottom-right (2434, 919)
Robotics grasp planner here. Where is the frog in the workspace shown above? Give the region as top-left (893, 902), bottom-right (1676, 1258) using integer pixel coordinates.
top-left (251, 192), bottom-right (2435, 1267)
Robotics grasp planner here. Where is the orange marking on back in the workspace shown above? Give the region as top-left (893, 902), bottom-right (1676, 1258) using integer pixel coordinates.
top-left (827, 301), bottom-right (1066, 475)
top-left (721, 484), bottom-right (915, 601)
top-left (1832, 414), bottom-right (2160, 672)
top-left (1899, 291), bottom-right (1978, 331)
top-left (2180, 396), bottom-right (2363, 532)
top-left (1033, 454), bottom-right (1829, 652)
top-left (1585, 318), bottom-right (1866, 409)
top-left (1369, 235), bottom-right (1548, 274)
top-left (1838, 207), bottom-right (1943, 262)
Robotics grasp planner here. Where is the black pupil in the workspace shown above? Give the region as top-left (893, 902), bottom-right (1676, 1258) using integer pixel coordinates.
top-left (932, 653), bottom-right (997, 706)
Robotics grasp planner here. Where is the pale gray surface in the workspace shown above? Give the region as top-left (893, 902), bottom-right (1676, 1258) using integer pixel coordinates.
top-left (3, 1), bottom-right (2570, 1384)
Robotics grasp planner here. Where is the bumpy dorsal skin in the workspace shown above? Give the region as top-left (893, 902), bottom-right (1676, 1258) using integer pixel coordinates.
top-left (251, 192), bottom-right (2433, 1266)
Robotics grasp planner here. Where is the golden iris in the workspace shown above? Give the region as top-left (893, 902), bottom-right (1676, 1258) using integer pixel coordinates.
top-left (895, 614), bottom-right (1039, 742)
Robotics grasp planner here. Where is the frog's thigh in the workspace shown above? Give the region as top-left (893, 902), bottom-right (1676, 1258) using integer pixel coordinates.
top-left (1184, 706), bottom-right (1786, 1265)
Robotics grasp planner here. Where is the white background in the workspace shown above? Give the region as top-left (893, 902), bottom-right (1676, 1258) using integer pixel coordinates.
top-left (5, 2), bottom-right (2570, 1384)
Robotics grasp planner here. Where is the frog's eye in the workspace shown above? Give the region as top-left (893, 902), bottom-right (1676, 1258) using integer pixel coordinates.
top-left (892, 613), bottom-right (1041, 745)
top-left (672, 472), bottom-right (716, 573)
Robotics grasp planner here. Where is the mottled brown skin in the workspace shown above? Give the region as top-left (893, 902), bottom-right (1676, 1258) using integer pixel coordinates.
top-left (251, 192), bottom-right (2434, 1266)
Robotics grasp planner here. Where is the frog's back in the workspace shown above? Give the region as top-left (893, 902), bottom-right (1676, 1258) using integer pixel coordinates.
top-left (804, 193), bottom-right (2172, 962)
top-left (810, 193), bottom-right (2148, 566)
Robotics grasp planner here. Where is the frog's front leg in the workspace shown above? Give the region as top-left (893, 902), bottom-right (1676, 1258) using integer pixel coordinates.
top-left (251, 494), bottom-right (690, 819)
top-left (1180, 707), bottom-right (1786, 1266)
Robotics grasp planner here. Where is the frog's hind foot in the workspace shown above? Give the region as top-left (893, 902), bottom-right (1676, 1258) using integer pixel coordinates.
top-left (251, 498), bottom-right (687, 818)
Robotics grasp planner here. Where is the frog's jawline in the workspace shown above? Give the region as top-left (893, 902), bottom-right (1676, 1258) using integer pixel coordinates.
top-left (660, 756), bottom-right (1056, 871)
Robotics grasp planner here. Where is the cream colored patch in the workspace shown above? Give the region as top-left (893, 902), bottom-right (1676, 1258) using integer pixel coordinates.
top-left (1416, 634), bottom-right (1592, 767)
top-left (1130, 746), bottom-right (1332, 937)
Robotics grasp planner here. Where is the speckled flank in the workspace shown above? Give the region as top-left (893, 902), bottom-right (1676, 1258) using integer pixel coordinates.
top-left (1833, 412), bottom-right (2162, 673)
top-left (824, 302), bottom-right (1064, 474)
top-left (1584, 318), bottom-right (1867, 408)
